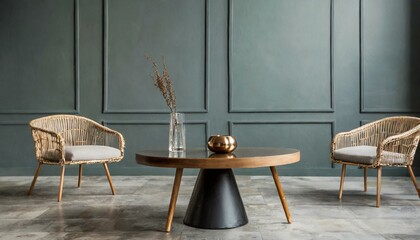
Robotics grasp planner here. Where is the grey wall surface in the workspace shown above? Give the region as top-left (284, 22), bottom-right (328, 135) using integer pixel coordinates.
top-left (0, 0), bottom-right (419, 176)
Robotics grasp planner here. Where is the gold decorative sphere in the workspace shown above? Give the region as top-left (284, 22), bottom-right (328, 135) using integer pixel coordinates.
top-left (207, 135), bottom-right (237, 153)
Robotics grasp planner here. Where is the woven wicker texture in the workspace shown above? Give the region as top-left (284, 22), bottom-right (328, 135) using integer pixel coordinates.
top-left (30, 115), bottom-right (125, 166)
top-left (331, 116), bottom-right (420, 167)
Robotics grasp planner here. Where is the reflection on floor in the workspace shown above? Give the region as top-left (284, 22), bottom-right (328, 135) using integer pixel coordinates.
top-left (0, 175), bottom-right (419, 239)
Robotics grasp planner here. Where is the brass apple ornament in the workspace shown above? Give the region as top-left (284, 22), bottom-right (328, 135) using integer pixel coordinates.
top-left (207, 135), bottom-right (237, 153)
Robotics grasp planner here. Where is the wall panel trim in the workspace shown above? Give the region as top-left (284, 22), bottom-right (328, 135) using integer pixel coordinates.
top-left (103, 0), bottom-right (209, 114)
top-left (229, 120), bottom-right (335, 139)
top-left (0, 122), bottom-right (29, 126)
top-left (103, 120), bottom-right (209, 141)
top-left (228, 0), bottom-right (334, 113)
top-left (230, 120), bottom-right (336, 168)
top-left (0, 0), bottom-right (80, 114)
top-left (360, 0), bottom-right (420, 113)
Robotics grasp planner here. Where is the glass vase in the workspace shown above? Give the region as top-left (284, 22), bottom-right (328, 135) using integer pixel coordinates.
top-left (169, 112), bottom-right (186, 152)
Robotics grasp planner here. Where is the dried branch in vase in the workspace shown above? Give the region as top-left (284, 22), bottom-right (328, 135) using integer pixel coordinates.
top-left (146, 55), bottom-right (177, 113)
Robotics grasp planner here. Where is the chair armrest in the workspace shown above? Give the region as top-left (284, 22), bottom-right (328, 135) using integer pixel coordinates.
top-left (91, 124), bottom-right (125, 156)
top-left (377, 126), bottom-right (420, 166)
top-left (31, 126), bottom-right (66, 163)
top-left (332, 124), bottom-right (376, 151)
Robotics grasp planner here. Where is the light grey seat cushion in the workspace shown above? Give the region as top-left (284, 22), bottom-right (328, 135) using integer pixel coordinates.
top-left (334, 146), bottom-right (377, 164)
top-left (65, 145), bottom-right (121, 161)
top-left (334, 145), bottom-right (406, 165)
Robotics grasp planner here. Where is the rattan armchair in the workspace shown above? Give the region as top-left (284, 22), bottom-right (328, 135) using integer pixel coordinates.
top-left (28, 115), bottom-right (125, 201)
top-left (331, 116), bottom-right (420, 207)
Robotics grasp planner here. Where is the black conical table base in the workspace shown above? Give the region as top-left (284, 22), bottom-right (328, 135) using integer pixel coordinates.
top-left (183, 169), bottom-right (248, 229)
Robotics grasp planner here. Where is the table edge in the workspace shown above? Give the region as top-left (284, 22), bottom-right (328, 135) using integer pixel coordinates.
top-left (136, 149), bottom-right (300, 169)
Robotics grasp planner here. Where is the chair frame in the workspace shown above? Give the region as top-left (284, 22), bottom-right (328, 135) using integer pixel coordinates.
top-left (27, 115), bottom-right (125, 201)
top-left (331, 116), bottom-right (420, 207)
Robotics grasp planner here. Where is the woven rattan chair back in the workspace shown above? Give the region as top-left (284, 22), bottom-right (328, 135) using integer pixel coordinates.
top-left (331, 116), bottom-right (420, 207)
top-left (28, 114), bottom-right (125, 202)
top-left (30, 115), bottom-right (118, 147)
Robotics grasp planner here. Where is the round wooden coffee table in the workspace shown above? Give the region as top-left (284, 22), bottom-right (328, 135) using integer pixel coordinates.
top-left (136, 147), bottom-right (300, 232)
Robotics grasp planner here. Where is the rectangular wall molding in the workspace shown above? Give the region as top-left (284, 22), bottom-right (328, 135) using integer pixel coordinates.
top-left (0, 122), bottom-right (29, 126)
top-left (0, 0), bottom-right (80, 114)
top-left (0, 121), bottom-right (37, 172)
top-left (103, 0), bottom-right (209, 114)
top-left (228, 0), bottom-right (334, 113)
top-left (359, 0), bottom-right (420, 113)
top-left (102, 120), bottom-right (209, 147)
top-left (229, 120), bottom-right (336, 171)
top-left (103, 120), bottom-right (209, 141)
top-left (229, 120), bottom-right (335, 138)
top-left (104, 120), bottom-right (208, 126)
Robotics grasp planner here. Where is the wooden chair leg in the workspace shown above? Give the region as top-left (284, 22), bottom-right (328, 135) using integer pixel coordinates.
top-left (270, 166), bottom-right (292, 224)
top-left (58, 166), bottom-right (65, 202)
top-left (103, 163), bottom-right (115, 195)
top-left (339, 164), bottom-right (346, 200)
top-left (408, 165), bottom-right (420, 198)
top-left (165, 168), bottom-right (183, 232)
top-left (364, 167), bottom-right (368, 192)
top-left (78, 164), bottom-right (83, 188)
top-left (28, 163), bottom-right (43, 195)
top-left (376, 166), bottom-right (382, 208)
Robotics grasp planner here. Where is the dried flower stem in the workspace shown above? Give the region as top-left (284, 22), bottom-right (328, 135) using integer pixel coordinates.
top-left (146, 55), bottom-right (177, 113)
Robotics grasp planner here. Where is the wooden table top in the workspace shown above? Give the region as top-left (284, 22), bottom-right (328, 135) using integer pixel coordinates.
top-left (136, 147), bottom-right (300, 169)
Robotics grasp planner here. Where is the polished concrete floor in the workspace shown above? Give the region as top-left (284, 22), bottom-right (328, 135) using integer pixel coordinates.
top-left (0, 175), bottom-right (419, 240)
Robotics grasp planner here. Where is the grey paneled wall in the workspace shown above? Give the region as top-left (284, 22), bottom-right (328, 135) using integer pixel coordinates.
top-left (229, 0), bottom-right (332, 112)
top-left (0, 0), bottom-right (419, 176)
top-left (361, 0), bottom-right (420, 112)
top-left (104, 121), bottom-right (207, 175)
top-left (104, 0), bottom-right (207, 113)
top-left (230, 121), bottom-right (334, 175)
top-left (0, 122), bottom-right (36, 175)
top-left (0, 0), bottom-right (79, 114)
